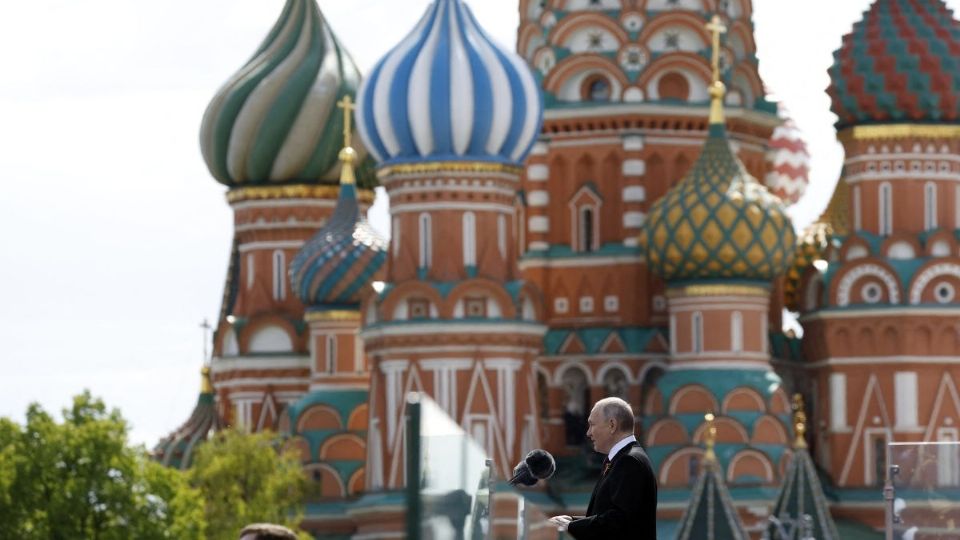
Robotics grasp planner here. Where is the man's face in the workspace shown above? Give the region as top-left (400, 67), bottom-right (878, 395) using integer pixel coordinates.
top-left (586, 406), bottom-right (616, 454)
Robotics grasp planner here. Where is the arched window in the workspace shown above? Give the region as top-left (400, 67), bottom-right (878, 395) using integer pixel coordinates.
top-left (731, 311), bottom-right (743, 353)
top-left (392, 217), bottom-right (400, 259)
top-left (658, 72), bottom-right (690, 102)
top-left (247, 253), bottom-right (255, 289)
top-left (497, 214), bottom-right (507, 259)
top-left (925, 182), bottom-right (938, 230)
top-left (272, 250), bottom-right (286, 300)
top-left (580, 207), bottom-right (596, 252)
top-left (325, 335), bottom-right (336, 374)
top-left (561, 368), bottom-right (589, 446)
top-left (853, 185), bottom-right (862, 231)
top-left (692, 311), bottom-right (703, 353)
top-left (462, 212), bottom-right (476, 269)
top-left (602, 369), bottom-right (628, 399)
top-left (418, 213), bottom-right (432, 269)
top-left (584, 76), bottom-right (611, 102)
top-left (879, 182), bottom-right (893, 236)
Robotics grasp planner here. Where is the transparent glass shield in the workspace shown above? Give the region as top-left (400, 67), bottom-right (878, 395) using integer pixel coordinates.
top-left (886, 441), bottom-right (960, 539)
top-left (405, 393), bottom-right (562, 540)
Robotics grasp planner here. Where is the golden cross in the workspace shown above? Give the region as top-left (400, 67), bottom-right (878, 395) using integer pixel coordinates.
top-left (705, 14), bottom-right (727, 85)
top-left (337, 95), bottom-right (356, 148)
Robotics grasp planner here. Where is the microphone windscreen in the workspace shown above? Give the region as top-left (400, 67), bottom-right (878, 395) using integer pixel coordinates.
top-left (524, 449), bottom-right (556, 480)
top-left (509, 461), bottom-right (538, 486)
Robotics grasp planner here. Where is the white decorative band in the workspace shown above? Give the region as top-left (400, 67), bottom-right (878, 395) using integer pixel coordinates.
top-left (622, 159), bottom-right (646, 176)
top-left (528, 241), bottom-right (550, 251)
top-left (622, 136), bottom-right (644, 151)
top-left (528, 190), bottom-right (550, 207)
top-left (527, 164), bottom-right (549, 181)
top-left (623, 211), bottom-right (646, 228)
top-left (530, 142), bottom-right (549, 156)
top-left (528, 216), bottom-right (550, 232)
top-left (623, 186), bottom-right (646, 202)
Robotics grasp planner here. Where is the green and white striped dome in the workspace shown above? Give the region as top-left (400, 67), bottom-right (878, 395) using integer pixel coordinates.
top-left (200, 0), bottom-right (364, 186)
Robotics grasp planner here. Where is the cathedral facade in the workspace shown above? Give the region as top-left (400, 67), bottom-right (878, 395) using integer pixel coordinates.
top-left (156, 0), bottom-right (960, 537)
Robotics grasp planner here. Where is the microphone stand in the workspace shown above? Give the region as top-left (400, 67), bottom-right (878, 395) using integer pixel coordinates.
top-left (485, 458), bottom-right (494, 540)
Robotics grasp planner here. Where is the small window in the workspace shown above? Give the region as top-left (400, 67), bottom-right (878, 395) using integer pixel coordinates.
top-left (463, 212), bottom-right (477, 268)
top-left (879, 182), bottom-right (893, 236)
top-left (554, 297), bottom-right (569, 314)
top-left (419, 213), bottom-right (432, 269)
top-left (604, 295), bottom-right (619, 312)
top-left (325, 335), bottom-right (336, 374)
top-left (580, 207), bottom-right (596, 252)
top-left (579, 296), bottom-right (594, 313)
top-left (465, 297), bottom-right (487, 318)
top-left (935, 283), bottom-right (955, 304)
top-left (272, 250), bottom-right (286, 301)
top-left (925, 182), bottom-right (938, 230)
top-left (408, 298), bottom-right (430, 319)
top-left (583, 76), bottom-right (611, 102)
top-left (692, 312), bottom-right (703, 353)
top-left (861, 282), bottom-right (883, 304)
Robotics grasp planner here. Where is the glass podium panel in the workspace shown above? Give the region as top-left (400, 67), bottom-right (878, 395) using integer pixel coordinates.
top-left (405, 393), bottom-right (562, 540)
top-left (886, 441), bottom-right (960, 539)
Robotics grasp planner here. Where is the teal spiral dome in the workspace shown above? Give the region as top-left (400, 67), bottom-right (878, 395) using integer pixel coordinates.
top-left (200, 0), bottom-right (367, 186)
top-left (289, 149), bottom-right (387, 307)
top-left (828, 0), bottom-right (960, 129)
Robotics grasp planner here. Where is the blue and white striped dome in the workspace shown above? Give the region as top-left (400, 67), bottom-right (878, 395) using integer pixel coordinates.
top-left (356, 0), bottom-right (543, 166)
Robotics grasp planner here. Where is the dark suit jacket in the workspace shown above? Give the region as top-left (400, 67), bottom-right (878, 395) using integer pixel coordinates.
top-left (566, 441), bottom-right (658, 540)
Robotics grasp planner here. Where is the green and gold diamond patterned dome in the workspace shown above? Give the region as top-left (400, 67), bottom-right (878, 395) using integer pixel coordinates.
top-left (644, 123), bottom-right (795, 282)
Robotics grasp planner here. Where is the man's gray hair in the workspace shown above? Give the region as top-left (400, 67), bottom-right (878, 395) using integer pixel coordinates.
top-left (239, 523), bottom-right (298, 540)
top-left (595, 397), bottom-right (635, 433)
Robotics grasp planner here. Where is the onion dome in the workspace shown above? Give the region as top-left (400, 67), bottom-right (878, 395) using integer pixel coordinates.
top-left (764, 119), bottom-right (810, 207)
top-left (643, 112), bottom-right (796, 282)
top-left (356, 0), bottom-right (542, 166)
top-left (766, 395), bottom-right (841, 540)
top-left (290, 112), bottom-right (387, 307)
top-left (676, 414), bottom-right (749, 540)
top-left (153, 367), bottom-right (222, 470)
top-left (200, 0), bottom-right (367, 186)
top-left (827, 0), bottom-right (960, 129)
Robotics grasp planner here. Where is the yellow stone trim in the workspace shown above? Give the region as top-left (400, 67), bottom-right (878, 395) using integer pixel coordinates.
top-left (377, 161), bottom-right (523, 178)
top-left (840, 124), bottom-right (960, 141)
top-left (226, 185), bottom-right (374, 203)
top-left (668, 284), bottom-right (769, 298)
top-left (304, 310), bottom-right (361, 322)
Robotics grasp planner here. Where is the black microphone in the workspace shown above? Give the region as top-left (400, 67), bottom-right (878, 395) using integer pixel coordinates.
top-left (508, 449), bottom-right (556, 486)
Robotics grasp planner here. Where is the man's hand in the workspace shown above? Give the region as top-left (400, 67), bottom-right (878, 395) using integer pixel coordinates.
top-left (549, 515), bottom-right (572, 531)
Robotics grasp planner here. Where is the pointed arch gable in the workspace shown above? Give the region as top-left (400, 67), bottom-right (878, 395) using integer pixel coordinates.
top-left (924, 373), bottom-right (960, 441)
top-left (839, 374), bottom-right (893, 485)
top-left (669, 384), bottom-right (720, 415)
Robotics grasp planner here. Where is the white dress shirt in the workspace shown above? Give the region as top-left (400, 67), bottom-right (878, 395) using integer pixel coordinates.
top-left (607, 434), bottom-right (637, 461)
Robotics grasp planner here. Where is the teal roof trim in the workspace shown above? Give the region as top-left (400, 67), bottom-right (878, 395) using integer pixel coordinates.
top-left (521, 242), bottom-right (641, 259)
top-left (542, 326), bottom-right (661, 355)
top-left (288, 389), bottom-right (369, 427)
top-left (655, 368), bottom-right (783, 403)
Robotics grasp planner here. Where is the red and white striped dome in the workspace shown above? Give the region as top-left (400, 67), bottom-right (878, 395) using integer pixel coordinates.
top-left (764, 119), bottom-right (810, 207)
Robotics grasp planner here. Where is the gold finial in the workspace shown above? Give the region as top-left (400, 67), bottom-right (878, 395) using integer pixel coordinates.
top-left (792, 393), bottom-right (808, 449)
top-left (704, 412), bottom-right (717, 462)
top-left (201, 365), bottom-right (213, 394)
top-left (336, 95), bottom-right (357, 185)
top-left (705, 14), bottom-right (727, 125)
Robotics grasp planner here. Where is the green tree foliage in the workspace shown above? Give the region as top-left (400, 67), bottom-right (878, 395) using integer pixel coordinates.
top-left (0, 391), bottom-right (206, 540)
top-left (188, 429), bottom-right (308, 540)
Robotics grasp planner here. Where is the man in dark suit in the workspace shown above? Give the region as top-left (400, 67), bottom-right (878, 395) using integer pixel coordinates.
top-left (549, 397), bottom-right (658, 539)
